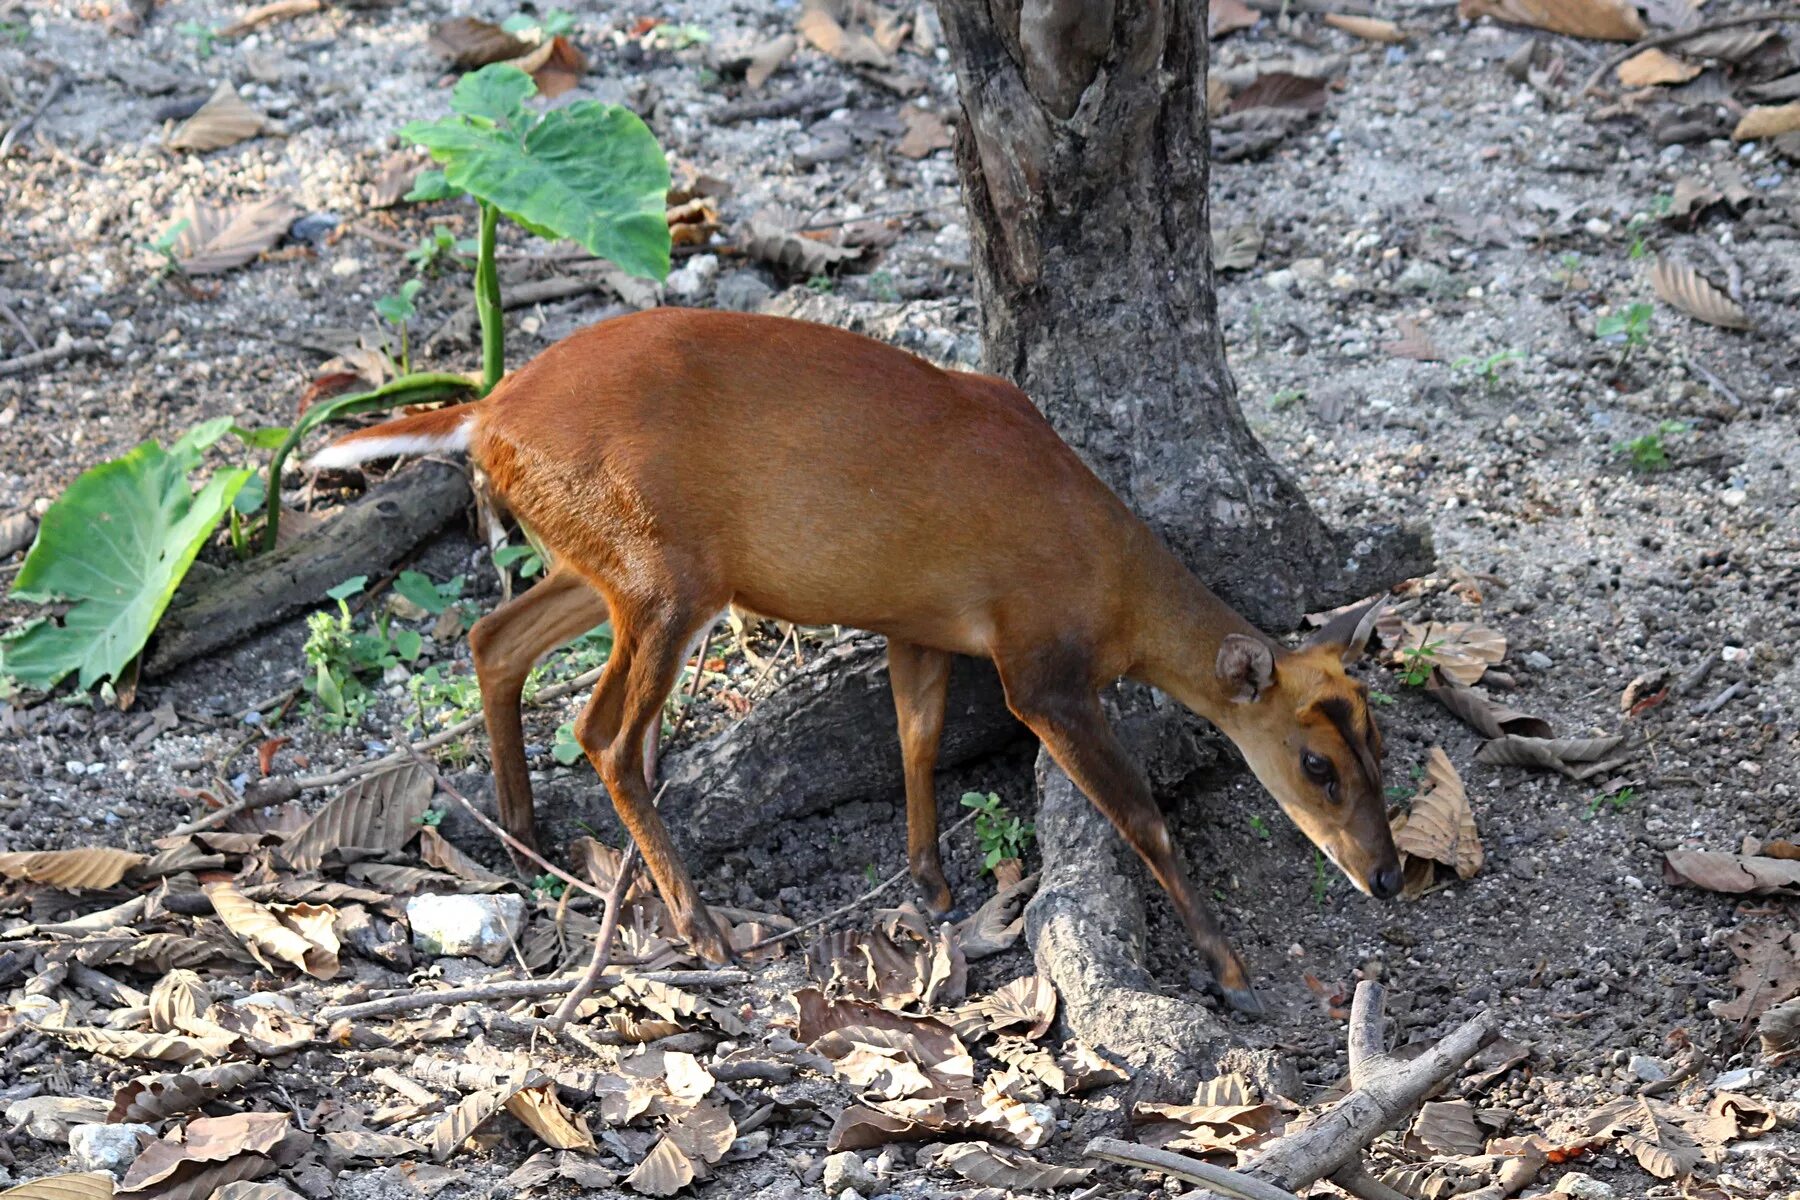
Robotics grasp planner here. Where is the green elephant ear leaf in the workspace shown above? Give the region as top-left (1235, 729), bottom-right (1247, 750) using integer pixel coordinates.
top-left (400, 64), bottom-right (671, 281)
top-left (1, 435), bottom-right (251, 691)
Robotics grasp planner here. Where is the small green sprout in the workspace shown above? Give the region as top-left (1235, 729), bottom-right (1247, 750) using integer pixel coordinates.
top-left (1398, 640), bottom-right (1443, 688)
top-left (959, 791), bottom-right (1034, 873)
top-left (1249, 814), bottom-right (1271, 841)
top-left (1585, 785), bottom-right (1636, 819)
top-left (1618, 420), bottom-right (1688, 472)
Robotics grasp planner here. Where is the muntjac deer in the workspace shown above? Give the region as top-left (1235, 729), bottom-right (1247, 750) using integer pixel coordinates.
top-left (311, 308), bottom-right (1401, 1013)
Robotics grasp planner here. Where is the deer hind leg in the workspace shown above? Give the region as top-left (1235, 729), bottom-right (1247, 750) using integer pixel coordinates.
top-left (995, 656), bottom-right (1263, 1016)
top-left (889, 639), bottom-right (954, 914)
top-left (577, 596), bottom-right (731, 965)
top-left (468, 564), bottom-right (610, 852)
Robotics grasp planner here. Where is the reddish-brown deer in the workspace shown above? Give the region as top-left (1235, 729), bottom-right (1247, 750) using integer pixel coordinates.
top-left (311, 308), bottom-right (1401, 1013)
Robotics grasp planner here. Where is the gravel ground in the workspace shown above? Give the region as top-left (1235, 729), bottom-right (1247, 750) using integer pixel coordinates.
top-left (3, 0), bottom-right (1799, 1195)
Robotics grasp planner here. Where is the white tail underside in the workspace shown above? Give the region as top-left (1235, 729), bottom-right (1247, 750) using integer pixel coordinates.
top-left (305, 424), bottom-right (472, 471)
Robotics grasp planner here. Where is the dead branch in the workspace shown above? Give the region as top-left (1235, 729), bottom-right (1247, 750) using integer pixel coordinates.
top-left (1229, 982), bottom-right (1501, 1194)
top-left (1580, 10), bottom-right (1800, 95)
top-left (1084, 1138), bottom-right (1301, 1200)
top-left (316, 968), bottom-right (750, 1023)
top-left (0, 333), bottom-right (100, 378)
top-left (544, 841), bottom-right (641, 1032)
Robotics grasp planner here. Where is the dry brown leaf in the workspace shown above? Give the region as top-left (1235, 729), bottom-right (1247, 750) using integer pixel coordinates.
top-left (1132, 1100), bottom-right (1282, 1156)
top-left (1325, 13), bottom-right (1405, 42)
top-left (1392, 749), bottom-right (1482, 887)
top-left (743, 219), bottom-right (862, 276)
top-left (122, 1112), bottom-right (291, 1190)
top-left (505, 35), bottom-right (588, 99)
top-left (1664, 851), bottom-right (1800, 896)
top-left (991, 1038), bottom-right (1128, 1096)
top-left (1394, 621), bottom-right (1505, 685)
top-left (619, 1049), bottom-right (715, 1102)
top-left (1194, 1072), bottom-right (1254, 1106)
top-left (40, 1025), bottom-right (232, 1066)
top-left (665, 1101), bottom-right (736, 1165)
top-left (1651, 258), bottom-right (1752, 329)
top-left (954, 873), bottom-right (1036, 960)
top-left (0, 1175), bottom-right (118, 1199)
top-left (795, 5), bottom-right (889, 66)
top-left (108, 1062), bottom-right (261, 1123)
top-left (1211, 221), bottom-right (1263, 272)
top-left (168, 81), bottom-right (269, 152)
top-left (592, 1074), bottom-right (660, 1125)
top-left (428, 1087), bottom-right (512, 1162)
top-left (1457, 0), bottom-right (1645, 40)
top-left (624, 1136), bottom-right (695, 1196)
top-left (505, 1081), bottom-right (595, 1152)
top-left (1617, 48), bottom-right (1702, 86)
top-left (1210, 0), bottom-right (1259, 37)
top-left (0, 847), bottom-right (144, 890)
top-left (979, 976), bottom-right (1056, 1040)
top-left (1412, 1099), bottom-right (1484, 1155)
top-left (611, 976), bottom-right (748, 1036)
top-left (938, 1141), bottom-right (1093, 1189)
top-left (1582, 1097), bottom-right (1705, 1178)
top-left (168, 197), bottom-right (301, 276)
top-left (428, 17), bottom-right (529, 68)
top-left (1706, 923), bottom-right (1800, 1022)
top-left (205, 881), bottom-right (338, 979)
top-left (1733, 102), bottom-right (1800, 141)
top-left (417, 827), bottom-right (509, 886)
top-left (281, 763), bottom-right (432, 871)
top-left (4, 1098), bottom-right (113, 1141)
top-left (1758, 995), bottom-right (1800, 1065)
top-left (1674, 27), bottom-right (1777, 60)
top-left (745, 34), bottom-right (797, 88)
top-left (1475, 733), bottom-right (1629, 780)
top-left (1229, 73), bottom-right (1330, 114)
top-left (1383, 316), bottom-right (1445, 361)
top-left (369, 152), bottom-right (422, 209)
top-left (148, 970), bottom-right (210, 1033)
top-left (896, 105), bottom-right (951, 158)
top-left (1426, 676), bottom-right (1554, 740)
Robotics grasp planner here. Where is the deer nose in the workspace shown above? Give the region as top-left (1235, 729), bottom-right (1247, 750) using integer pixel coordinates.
top-left (1371, 863), bottom-right (1404, 900)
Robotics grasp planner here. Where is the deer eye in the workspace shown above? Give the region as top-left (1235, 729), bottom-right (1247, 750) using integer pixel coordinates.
top-left (1302, 751), bottom-right (1333, 784)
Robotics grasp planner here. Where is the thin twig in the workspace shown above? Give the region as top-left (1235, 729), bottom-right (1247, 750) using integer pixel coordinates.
top-left (0, 334), bottom-right (101, 379)
top-left (1085, 1138), bottom-right (1302, 1200)
top-left (742, 808), bottom-right (982, 951)
top-left (545, 842), bottom-right (640, 1032)
top-left (407, 746), bottom-right (608, 904)
top-left (0, 71), bottom-right (69, 160)
top-left (0, 299), bottom-right (38, 354)
top-left (1580, 10), bottom-right (1800, 95)
top-left (292, 664), bottom-right (605, 790)
top-left (798, 203), bottom-right (948, 232)
top-left (316, 968), bottom-right (750, 1023)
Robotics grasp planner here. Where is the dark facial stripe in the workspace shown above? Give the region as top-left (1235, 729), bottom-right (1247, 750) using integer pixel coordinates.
top-left (1317, 696), bottom-right (1382, 792)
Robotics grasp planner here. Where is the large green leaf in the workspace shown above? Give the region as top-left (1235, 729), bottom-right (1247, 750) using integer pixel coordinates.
top-left (401, 65), bottom-right (671, 280)
top-left (1, 427), bottom-right (252, 691)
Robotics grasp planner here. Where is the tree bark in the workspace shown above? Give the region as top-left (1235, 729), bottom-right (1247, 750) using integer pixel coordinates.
top-left (936, 0), bottom-right (1427, 628)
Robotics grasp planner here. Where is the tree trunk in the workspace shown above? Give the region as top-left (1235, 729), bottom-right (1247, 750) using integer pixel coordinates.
top-left (935, 0), bottom-right (1431, 1080)
top-left (936, 0), bottom-right (1426, 629)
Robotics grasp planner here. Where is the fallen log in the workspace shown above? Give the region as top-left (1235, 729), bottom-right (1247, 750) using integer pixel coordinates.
top-left (144, 461), bottom-right (470, 677)
top-left (656, 636), bottom-right (1022, 869)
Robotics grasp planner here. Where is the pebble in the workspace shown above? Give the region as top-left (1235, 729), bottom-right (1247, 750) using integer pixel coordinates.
top-left (1628, 1054), bottom-right (1667, 1082)
top-left (1720, 487), bottom-right (1745, 508)
top-left (820, 1150), bottom-right (882, 1198)
top-left (406, 893), bottom-right (526, 965)
top-left (1524, 651), bottom-right (1553, 670)
top-left (714, 271), bottom-right (775, 312)
top-left (69, 1123), bottom-right (154, 1176)
top-left (664, 252), bottom-right (719, 303)
top-left (1714, 1067), bottom-right (1764, 1091)
top-left (104, 319), bottom-right (135, 347)
top-left (1555, 1173), bottom-right (1616, 1199)
top-left (328, 256), bottom-right (364, 278)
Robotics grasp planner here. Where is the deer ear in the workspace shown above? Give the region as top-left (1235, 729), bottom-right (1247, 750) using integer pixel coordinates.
top-left (1305, 593), bottom-right (1390, 665)
top-left (1216, 635), bottom-right (1276, 703)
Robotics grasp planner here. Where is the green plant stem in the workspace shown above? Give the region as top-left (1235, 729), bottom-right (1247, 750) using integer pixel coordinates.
top-left (261, 372), bottom-right (476, 553)
top-left (475, 201), bottom-right (504, 394)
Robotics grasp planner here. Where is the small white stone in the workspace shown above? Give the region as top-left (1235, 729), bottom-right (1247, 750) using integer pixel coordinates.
top-left (329, 256), bottom-right (364, 278)
top-left (1720, 487), bottom-right (1746, 508)
top-left (1555, 1173), bottom-right (1616, 1199)
top-left (820, 1150), bottom-right (882, 1198)
top-left (406, 893), bottom-right (526, 965)
top-left (231, 992), bottom-right (298, 1015)
top-left (1715, 1067), bottom-right (1765, 1090)
top-left (1629, 1054), bottom-right (1667, 1082)
top-left (69, 1123), bottom-right (154, 1176)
